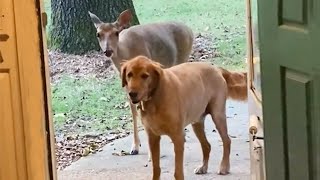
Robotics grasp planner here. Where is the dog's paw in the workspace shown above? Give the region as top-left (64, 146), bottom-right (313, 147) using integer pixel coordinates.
top-left (194, 165), bottom-right (208, 174)
top-left (218, 170), bottom-right (229, 175)
top-left (218, 163), bottom-right (230, 175)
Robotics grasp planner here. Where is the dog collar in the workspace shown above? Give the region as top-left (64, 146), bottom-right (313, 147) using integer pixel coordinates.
top-left (137, 102), bottom-right (145, 111)
top-left (137, 87), bottom-right (157, 112)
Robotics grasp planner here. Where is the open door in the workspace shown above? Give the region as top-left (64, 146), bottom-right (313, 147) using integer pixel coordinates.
top-left (0, 0), bottom-right (55, 179)
top-left (258, 0), bottom-right (320, 179)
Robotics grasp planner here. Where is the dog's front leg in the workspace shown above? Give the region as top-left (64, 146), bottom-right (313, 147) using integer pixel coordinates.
top-left (146, 129), bottom-right (161, 180)
top-left (171, 133), bottom-right (185, 180)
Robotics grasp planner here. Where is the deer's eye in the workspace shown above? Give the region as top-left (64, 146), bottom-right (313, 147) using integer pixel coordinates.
top-left (141, 74), bottom-right (149, 79)
top-left (96, 33), bottom-right (100, 38)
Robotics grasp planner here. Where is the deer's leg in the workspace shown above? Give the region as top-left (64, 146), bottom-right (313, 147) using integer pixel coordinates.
top-left (129, 102), bottom-right (140, 155)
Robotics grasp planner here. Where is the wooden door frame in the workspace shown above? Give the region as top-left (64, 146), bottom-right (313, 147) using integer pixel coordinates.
top-left (246, 0), bottom-right (262, 103)
top-left (12, 0), bottom-right (272, 179)
top-left (37, 0), bottom-right (57, 179)
top-left (12, 0), bottom-right (56, 179)
top-left (245, 0), bottom-right (266, 179)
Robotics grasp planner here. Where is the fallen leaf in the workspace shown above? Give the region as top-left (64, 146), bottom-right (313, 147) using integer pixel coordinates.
top-left (81, 148), bottom-right (90, 156)
top-left (112, 150), bottom-right (130, 156)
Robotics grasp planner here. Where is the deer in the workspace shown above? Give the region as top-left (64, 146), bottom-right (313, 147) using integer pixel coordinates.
top-left (88, 9), bottom-right (194, 160)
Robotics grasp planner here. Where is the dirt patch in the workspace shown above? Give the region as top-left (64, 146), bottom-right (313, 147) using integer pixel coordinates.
top-left (48, 51), bottom-right (116, 84)
top-left (190, 33), bottom-right (220, 62)
top-left (55, 132), bottom-right (130, 170)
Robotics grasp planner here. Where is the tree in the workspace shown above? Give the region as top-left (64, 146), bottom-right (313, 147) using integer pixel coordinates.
top-left (50, 0), bottom-right (140, 54)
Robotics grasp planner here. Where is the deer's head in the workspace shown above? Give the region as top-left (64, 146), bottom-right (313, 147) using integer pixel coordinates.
top-left (88, 9), bottom-right (132, 57)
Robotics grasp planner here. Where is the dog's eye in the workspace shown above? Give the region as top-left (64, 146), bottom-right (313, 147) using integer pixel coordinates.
top-left (127, 72), bottom-right (133, 78)
top-left (96, 33), bottom-right (100, 38)
top-left (141, 74), bottom-right (149, 79)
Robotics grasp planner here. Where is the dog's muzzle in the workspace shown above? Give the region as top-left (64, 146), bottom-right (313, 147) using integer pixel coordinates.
top-left (129, 92), bottom-right (139, 104)
top-left (131, 100), bottom-right (140, 104)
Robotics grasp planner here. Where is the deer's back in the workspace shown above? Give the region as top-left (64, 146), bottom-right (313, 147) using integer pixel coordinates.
top-left (119, 22), bottom-right (194, 67)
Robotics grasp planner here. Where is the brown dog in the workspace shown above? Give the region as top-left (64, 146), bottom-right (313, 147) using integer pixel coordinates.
top-left (121, 56), bottom-right (247, 180)
top-left (89, 10), bottom-right (193, 156)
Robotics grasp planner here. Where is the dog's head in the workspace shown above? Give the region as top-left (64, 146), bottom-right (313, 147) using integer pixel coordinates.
top-left (88, 9), bottom-right (132, 57)
top-left (120, 56), bottom-right (163, 104)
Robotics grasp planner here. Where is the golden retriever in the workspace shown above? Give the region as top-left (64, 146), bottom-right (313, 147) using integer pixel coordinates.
top-left (120, 56), bottom-right (247, 180)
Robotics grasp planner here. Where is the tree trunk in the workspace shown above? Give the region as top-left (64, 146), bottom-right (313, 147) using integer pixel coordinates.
top-left (50, 0), bottom-right (139, 54)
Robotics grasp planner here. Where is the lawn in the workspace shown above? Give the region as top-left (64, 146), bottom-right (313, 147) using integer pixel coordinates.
top-left (51, 75), bottom-right (131, 134)
top-left (45, 0), bottom-right (246, 135)
top-left (134, 0), bottom-right (246, 69)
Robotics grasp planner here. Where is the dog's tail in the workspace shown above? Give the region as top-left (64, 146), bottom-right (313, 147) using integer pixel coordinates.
top-left (219, 67), bottom-right (248, 101)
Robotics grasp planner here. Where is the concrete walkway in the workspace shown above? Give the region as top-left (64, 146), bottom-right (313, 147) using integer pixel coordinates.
top-left (58, 100), bottom-right (250, 180)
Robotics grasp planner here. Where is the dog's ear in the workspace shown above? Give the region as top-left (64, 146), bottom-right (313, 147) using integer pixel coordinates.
top-left (120, 63), bottom-right (127, 87)
top-left (148, 62), bottom-right (163, 93)
top-left (116, 9), bottom-right (132, 30)
top-left (88, 11), bottom-right (103, 28)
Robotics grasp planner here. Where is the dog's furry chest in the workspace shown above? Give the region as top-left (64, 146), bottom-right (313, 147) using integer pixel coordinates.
top-left (140, 110), bottom-right (178, 136)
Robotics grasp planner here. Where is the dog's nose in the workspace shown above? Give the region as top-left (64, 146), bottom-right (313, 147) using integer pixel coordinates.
top-left (129, 92), bottom-right (138, 98)
top-left (104, 49), bottom-right (113, 57)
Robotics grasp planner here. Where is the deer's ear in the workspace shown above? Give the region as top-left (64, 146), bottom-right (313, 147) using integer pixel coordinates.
top-left (116, 9), bottom-right (132, 29)
top-left (88, 11), bottom-right (103, 28)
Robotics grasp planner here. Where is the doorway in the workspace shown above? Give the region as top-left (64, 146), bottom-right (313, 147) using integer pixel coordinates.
top-left (1, 0), bottom-right (252, 179)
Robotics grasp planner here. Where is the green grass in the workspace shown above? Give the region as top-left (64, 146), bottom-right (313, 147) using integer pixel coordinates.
top-left (133, 0), bottom-right (246, 70)
top-left (51, 75), bottom-right (131, 134)
top-left (45, 0), bottom-right (247, 134)
top-left (44, 0), bottom-right (246, 69)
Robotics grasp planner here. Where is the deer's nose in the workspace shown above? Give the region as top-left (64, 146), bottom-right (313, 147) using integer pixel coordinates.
top-left (104, 49), bottom-right (113, 57)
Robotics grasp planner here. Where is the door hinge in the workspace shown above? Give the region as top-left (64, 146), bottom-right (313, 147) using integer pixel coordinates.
top-left (0, 33), bottom-right (9, 41)
top-left (253, 146), bottom-right (262, 150)
top-left (249, 115), bottom-right (264, 141)
top-left (42, 12), bottom-right (47, 28)
top-left (0, 51), bottom-right (3, 63)
top-left (252, 135), bottom-right (264, 141)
